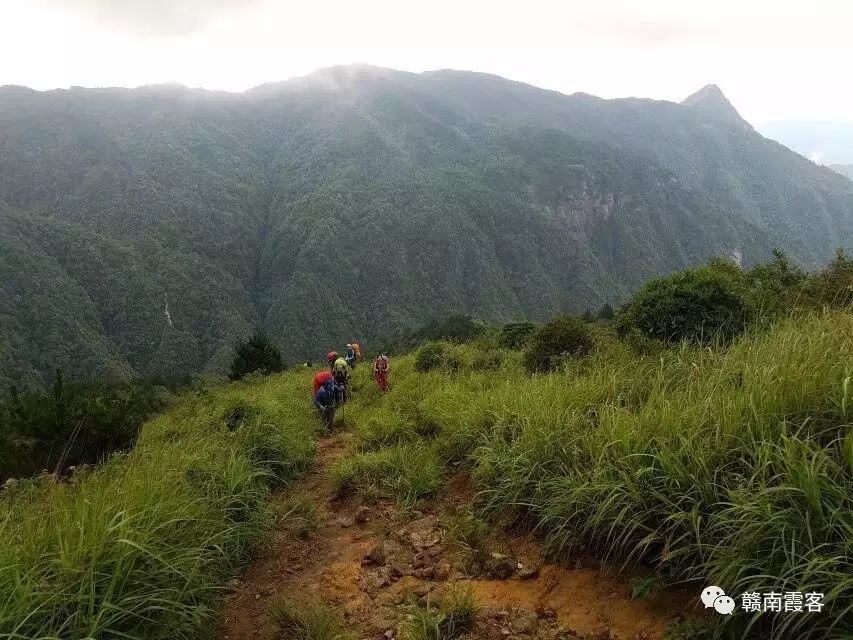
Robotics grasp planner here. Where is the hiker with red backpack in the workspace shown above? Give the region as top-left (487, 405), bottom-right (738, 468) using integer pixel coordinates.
top-left (313, 370), bottom-right (333, 395)
top-left (313, 376), bottom-right (340, 430)
top-left (373, 354), bottom-right (389, 392)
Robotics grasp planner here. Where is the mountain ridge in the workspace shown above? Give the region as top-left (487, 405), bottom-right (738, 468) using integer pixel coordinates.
top-left (1, 66), bottom-right (851, 388)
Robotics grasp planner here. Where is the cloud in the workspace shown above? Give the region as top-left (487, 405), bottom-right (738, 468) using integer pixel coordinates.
top-left (39, 0), bottom-right (262, 36)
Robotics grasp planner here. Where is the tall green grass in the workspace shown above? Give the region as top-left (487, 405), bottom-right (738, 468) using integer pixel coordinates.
top-left (0, 372), bottom-right (318, 639)
top-left (350, 312), bottom-right (853, 638)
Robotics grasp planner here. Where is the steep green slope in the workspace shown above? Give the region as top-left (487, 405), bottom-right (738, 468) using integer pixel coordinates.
top-left (1, 66), bottom-right (852, 387)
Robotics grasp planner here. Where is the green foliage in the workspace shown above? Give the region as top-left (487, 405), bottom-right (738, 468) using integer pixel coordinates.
top-left (4, 69), bottom-right (851, 388)
top-left (596, 303), bottom-right (615, 320)
top-left (229, 332), bottom-right (284, 381)
top-left (0, 375), bottom-right (173, 480)
top-left (402, 588), bottom-right (478, 640)
top-left (0, 371), bottom-right (316, 639)
top-left (269, 597), bottom-right (350, 640)
top-left (523, 315), bottom-right (593, 372)
top-left (414, 342), bottom-right (461, 373)
top-left (346, 309), bottom-right (853, 639)
top-left (805, 247), bottom-right (853, 307)
top-left (273, 496), bottom-right (321, 538)
top-left (443, 511), bottom-right (490, 554)
top-left (616, 263), bottom-right (751, 344)
top-left (331, 443), bottom-right (442, 505)
top-left (381, 315), bottom-right (490, 355)
top-left (498, 321), bottom-right (538, 349)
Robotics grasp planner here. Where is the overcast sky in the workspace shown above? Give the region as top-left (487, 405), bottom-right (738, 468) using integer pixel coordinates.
top-left (1, 0), bottom-right (850, 126)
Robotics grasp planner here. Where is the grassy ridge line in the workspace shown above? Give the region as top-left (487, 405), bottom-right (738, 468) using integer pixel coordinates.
top-left (341, 312), bottom-right (853, 638)
top-left (0, 371), bottom-right (317, 639)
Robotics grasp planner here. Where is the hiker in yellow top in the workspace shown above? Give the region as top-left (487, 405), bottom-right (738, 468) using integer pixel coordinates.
top-left (332, 355), bottom-right (350, 404)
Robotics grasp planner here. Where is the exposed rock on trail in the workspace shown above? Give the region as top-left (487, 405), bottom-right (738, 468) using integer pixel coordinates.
top-left (217, 432), bottom-right (691, 640)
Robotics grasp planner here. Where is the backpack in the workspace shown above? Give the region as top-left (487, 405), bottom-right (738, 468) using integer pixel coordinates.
top-left (375, 356), bottom-right (388, 373)
top-left (352, 342), bottom-right (362, 361)
top-left (333, 358), bottom-right (349, 377)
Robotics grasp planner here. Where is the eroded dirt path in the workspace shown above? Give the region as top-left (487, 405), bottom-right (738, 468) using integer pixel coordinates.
top-left (218, 430), bottom-right (694, 640)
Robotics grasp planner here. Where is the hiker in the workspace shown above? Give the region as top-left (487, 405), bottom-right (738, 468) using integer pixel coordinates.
top-left (326, 351), bottom-right (338, 371)
top-left (373, 354), bottom-right (389, 392)
top-left (313, 369), bottom-right (333, 395)
top-left (345, 343), bottom-right (357, 368)
top-left (313, 377), bottom-right (339, 430)
top-left (332, 355), bottom-right (351, 404)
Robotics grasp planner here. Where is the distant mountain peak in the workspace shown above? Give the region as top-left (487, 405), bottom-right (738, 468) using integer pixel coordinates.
top-left (681, 84), bottom-right (748, 127)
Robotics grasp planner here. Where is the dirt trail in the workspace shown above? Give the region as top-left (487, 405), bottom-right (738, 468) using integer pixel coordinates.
top-left (218, 430), bottom-right (693, 640)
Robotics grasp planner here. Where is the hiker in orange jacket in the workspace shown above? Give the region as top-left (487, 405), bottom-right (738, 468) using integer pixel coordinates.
top-left (373, 354), bottom-right (389, 392)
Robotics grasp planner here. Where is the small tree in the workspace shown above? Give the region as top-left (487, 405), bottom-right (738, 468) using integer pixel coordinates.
top-left (523, 315), bottom-right (593, 373)
top-left (229, 332), bottom-right (284, 381)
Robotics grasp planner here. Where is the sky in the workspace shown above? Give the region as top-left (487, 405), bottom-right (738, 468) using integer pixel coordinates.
top-left (1, 0), bottom-right (851, 127)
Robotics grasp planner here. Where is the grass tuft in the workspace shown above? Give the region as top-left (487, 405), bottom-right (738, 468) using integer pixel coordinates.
top-left (269, 597), bottom-right (351, 640)
top-left (402, 588), bottom-right (478, 640)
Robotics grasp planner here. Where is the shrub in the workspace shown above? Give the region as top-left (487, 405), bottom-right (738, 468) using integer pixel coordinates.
top-left (805, 248), bottom-right (853, 307)
top-left (471, 349), bottom-right (504, 371)
top-left (380, 315), bottom-right (489, 354)
top-left (0, 376), bottom-right (171, 481)
top-left (745, 249), bottom-right (807, 316)
top-left (523, 315), bottom-right (593, 373)
top-left (616, 263), bottom-right (751, 345)
top-left (414, 342), bottom-right (460, 373)
top-left (229, 332), bottom-right (284, 381)
top-left (499, 321), bottom-right (538, 349)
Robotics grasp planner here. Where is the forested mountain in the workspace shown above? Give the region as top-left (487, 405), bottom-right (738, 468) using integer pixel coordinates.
top-left (2, 65), bottom-right (852, 387)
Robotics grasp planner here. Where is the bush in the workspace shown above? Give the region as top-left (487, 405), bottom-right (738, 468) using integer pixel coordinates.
top-left (0, 375), bottom-right (171, 481)
top-left (380, 315), bottom-right (489, 354)
top-left (805, 248), bottom-right (853, 307)
top-left (471, 349), bottom-right (504, 371)
top-left (499, 321), bottom-right (538, 349)
top-left (523, 315), bottom-right (593, 373)
top-left (616, 263), bottom-right (751, 345)
top-left (229, 332), bottom-right (284, 381)
top-left (414, 342), bottom-right (460, 373)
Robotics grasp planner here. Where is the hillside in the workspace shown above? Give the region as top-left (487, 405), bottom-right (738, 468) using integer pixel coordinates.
top-left (830, 164), bottom-right (853, 180)
top-left (2, 304), bottom-right (851, 639)
top-left (2, 66), bottom-right (853, 387)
